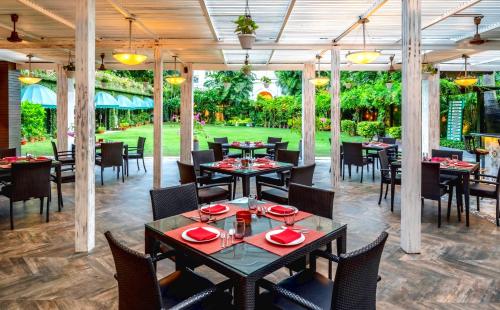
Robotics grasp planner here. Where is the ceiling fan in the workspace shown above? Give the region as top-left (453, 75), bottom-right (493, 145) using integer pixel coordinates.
top-left (469, 16), bottom-right (487, 45)
top-left (7, 14), bottom-right (22, 43)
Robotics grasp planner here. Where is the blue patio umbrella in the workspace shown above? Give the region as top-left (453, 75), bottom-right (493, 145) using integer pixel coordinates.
top-left (21, 84), bottom-right (57, 109)
top-left (131, 96), bottom-right (146, 110)
top-left (95, 91), bottom-right (119, 109)
top-left (116, 95), bottom-right (134, 110)
top-left (143, 97), bottom-right (154, 109)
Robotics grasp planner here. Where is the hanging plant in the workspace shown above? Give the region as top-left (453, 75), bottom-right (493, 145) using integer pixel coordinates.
top-left (260, 76), bottom-right (271, 88)
top-left (422, 63), bottom-right (438, 75)
top-left (234, 1), bottom-right (258, 49)
top-left (241, 53), bottom-right (252, 76)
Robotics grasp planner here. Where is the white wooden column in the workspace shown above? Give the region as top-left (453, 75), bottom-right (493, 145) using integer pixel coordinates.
top-left (180, 63), bottom-right (194, 164)
top-left (428, 68), bottom-right (440, 152)
top-left (56, 64), bottom-right (68, 151)
top-left (74, 0), bottom-right (95, 252)
top-left (401, 0), bottom-right (422, 253)
top-left (330, 47), bottom-right (341, 190)
top-left (302, 63), bottom-right (316, 165)
top-left (153, 47), bottom-right (163, 189)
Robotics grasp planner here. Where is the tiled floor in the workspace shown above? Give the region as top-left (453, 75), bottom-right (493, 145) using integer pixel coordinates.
top-left (0, 158), bottom-right (498, 309)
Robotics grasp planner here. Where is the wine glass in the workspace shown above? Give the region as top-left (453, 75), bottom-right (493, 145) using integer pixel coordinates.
top-left (198, 204), bottom-right (210, 223)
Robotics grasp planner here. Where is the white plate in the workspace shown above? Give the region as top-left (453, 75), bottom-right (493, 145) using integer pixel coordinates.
top-left (266, 205), bottom-right (298, 216)
top-left (265, 229), bottom-right (305, 246)
top-left (200, 204), bottom-right (230, 215)
top-left (181, 226), bottom-right (220, 243)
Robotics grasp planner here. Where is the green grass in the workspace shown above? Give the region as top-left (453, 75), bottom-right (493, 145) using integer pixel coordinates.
top-left (21, 123), bottom-right (366, 157)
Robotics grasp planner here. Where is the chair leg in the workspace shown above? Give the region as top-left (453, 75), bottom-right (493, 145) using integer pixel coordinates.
top-left (10, 201), bottom-right (14, 230)
top-left (476, 196), bottom-right (480, 211)
top-left (438, 199), bottom-right (442, 228)
top-left (372, 162), bottom-right (375, 181)
top-left (142, 157), bottom-right (147, 172)
top-left (447, 186), bottom-right (453, 221)
top-left (378, 181), bottom-right (384, 205)
top-left (496, 198), bottom-right (499, 227)
top-left (384, 183), bottom-right (389, 199)
top-left (122, 164), bottom-right (125, 182)
top-left (360, 166), bottom-right (364, 183)
top-left (342, 164), bottom-right (345, 180)
top-left (46, 196), bottom-right (50, 223)
top-left (117, 165), bottom-right (120, 180)
top-left (101, 167), bottom-right (104, 186)
top-left (348, 165), bottom-right (352, 178)
top-left (136, 158), bottom-right (140, 171)
top-left (40, 198), bottom-right (44, 214)
top-left (326, 242), bottom-right (333, 279)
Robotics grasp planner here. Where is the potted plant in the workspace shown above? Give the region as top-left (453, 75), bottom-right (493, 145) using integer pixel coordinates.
top-left (261, 76), bottom-right (271, 88)
top-left (422, 63), bottom-right (438, 75)
top-left (21, 137), bottom-right (27, 145)
top-left (241, 64), bottom-right (252, 76)
top-left (234, 15), bottom-right (259, 49)
top-left (96, 126), bottom-right (106, 134)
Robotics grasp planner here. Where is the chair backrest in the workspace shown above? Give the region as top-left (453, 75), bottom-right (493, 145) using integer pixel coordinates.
top-left (289, 163), bottom-right (315, 186)
top-left (177, 161), bottom-right (197, 184)
top-left (101, 142), bottom-right (124, 167)
top-left (431, 149), bottom-right (463, 160)
top-left (207, 142), bottom-right (224, 161)
top-left (10, 160), bottom-right (52, 202)
top-left (267, 137), bottom-right (282, 144)
top-left (342, 142), bottom-right (364, 165)
top-left (192, 149), bottom-right (215, 174)
top-left (137, 137), bottom-right (146, 154)
top-left (51, 141), bottom-right (59, 160)
top-left (379, 137), bottom-right (396, 145)
top-left (378, 149), bottom-right (390, 180)
top-left (331, 231), bottom-right (388, 310)
top-left (104, 231), bottom-right (163, 310)
top-left (275, 149), bottom-right (300, 166)
top-left (288, 183), bottom-right (334, 219)
top-left (273, 141), bottom-right (289, 153)
top-left (463, 135), bottom-right (476, 152)
top-left (213, 137), bottom-right (228, 144)
top-left (150, 183), bottom-right (199, 220)
top-left (421, 162), bottom-right (442, 200)
top-left (0, 148), bottom-right (16, 158)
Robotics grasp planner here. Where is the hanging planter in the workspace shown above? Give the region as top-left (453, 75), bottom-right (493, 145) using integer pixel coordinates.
top-left (261, 76), bottom-right (271, 88)
top-left (234, 1), bottom-right (258, 50)
top-left (241, 53), bottom-right (252, 76)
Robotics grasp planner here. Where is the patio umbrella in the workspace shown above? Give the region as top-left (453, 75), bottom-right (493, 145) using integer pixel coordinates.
top-left (21, 84), bottom-right (57, 109)
top-left (116, 95), bottom-right (134, 110)
top-left (131, 96), bottom-right (145, 110)
top-left (143, 97), bottom-right (154, 109)
top-left (94, 91), bottom-right (119, 109)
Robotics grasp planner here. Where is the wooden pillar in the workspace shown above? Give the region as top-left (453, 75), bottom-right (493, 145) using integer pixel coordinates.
top-left (330, 47), bottom-right (341, 190)
top-left (302, 63), bottom-right (315, 165)
top-left (428, 68), bottom-right (440, 152)
top-left (401, 0), bottom-right (422, 253)
top-left (180, 63), bottom-right (194, 164)
top-left (0, 62), bottom-right (20, 153)
top-left (56, 64), bottom-right (68, 151)
top-left (74, 0), bottom-right (95, 252)
top-left (153, 46), bottom-right (163, 189)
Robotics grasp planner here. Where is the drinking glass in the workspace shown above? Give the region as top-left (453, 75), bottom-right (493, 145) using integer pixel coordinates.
top-left (451, 154), bottom-right (459, 162)
top-left (284, 212), bottom-right (296, 226)
top-left (234, 219), bottom-right (245, 239)
top-left (422, 152), bottom-right (428, 161)
top-left (248, 194), bottom-right (257, 212)
top-left (198, 205), bottom-right (210, 223)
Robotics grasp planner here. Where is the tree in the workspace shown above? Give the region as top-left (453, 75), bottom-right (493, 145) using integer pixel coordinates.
top-left (275, 71), bottom-right (302, 96)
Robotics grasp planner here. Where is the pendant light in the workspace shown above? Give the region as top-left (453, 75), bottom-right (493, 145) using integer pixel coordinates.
top-left (454, 55), bottom-right (477, 87)
top-left (386, 55), bottom-right (395, 90)
top-left (346, 18), bottom-right (380, 64)
top-left (18, 54), bottom-right (41, 84)
top-left (98, 53), bottom-right (107, 71)
top-left (309, 55), bottom-right (329, 86)
top-left (166, 56), bottom-right (186, 85)
top-left (113, 18), bottom-right (148, 66)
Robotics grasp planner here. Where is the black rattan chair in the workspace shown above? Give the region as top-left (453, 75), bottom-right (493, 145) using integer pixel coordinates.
top-left (192, 149), bottom-right (237, 198)
top-left (213, 138), bottom-right (240, 158)
top-left (177, 161), bottom-right (232, 204)
top-left (104, 231), bottom-right (233, 310)
top-left (378, 149), bottom-right (400, 212)
top-left (50, 169), bottom-right (75, 211)
top-left (0, 148), bottom-right (16, 184)
top-left (431, 149), bottom-right (463, 209)
top-left (431, 149), bottom-right (463, 160)
top-left (207, 142), bottom-right (225, 161)
top-left (255, 139), bottom-right (287, 159)
top-left (258, 164), bottom-right (315, 204)
top-left (96, 142), bottom-right (125, 185)
top-left (342, 142), bottom-right (373, 183)
top-left (0, 160), bottom-right (52, 229)
top-left (257, 231), bottom-right (388, 310)
top-left (123, 136), bottom-right (146, 176)
top-left (51, 140), bottom-right (75, 169)
top-left (464, 135), bottom-right (489, 167)
top-left (421, 162), bottom-right (454, 228)
top-left (255, 150), bottom-right (300, 188)
top-left (469, 167), bottom-right (500, 226)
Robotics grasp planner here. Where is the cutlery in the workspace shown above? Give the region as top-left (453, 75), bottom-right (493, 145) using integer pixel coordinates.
top-left (220, 232), bottom-right (226, 248)
top-left (280, 226), bottom-right (309, 234)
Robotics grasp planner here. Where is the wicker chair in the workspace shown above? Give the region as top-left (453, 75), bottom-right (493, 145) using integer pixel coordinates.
top-left (123, 136), bottom-right (146, 176)
top-left (207, 142), bottom-right (225, 161)
top-left (177, 161), bottom-right (232, 204)
top-left (51, 140), bottom-right (75, 169)
top-left (257, 231), bottom-right (388, 310)
top-left (464, 135), bottom-right (489, 167)
top-left (378, 149), bottom-right (401, 212)
top-left (256, 141), bottom-right (289, 160)
top-left (258, 164), bottom-right (315, 205)
top-left (342, 142), bottom-right (374, 183)
top-left (50, 169), bottom-right (75, 211)
top-left (0, 148), bottom-right (16, 184)
top-left (431, 149), bottom-right (463, 209)
top-left (255, 150), bottom-right (300, 188)
top-left (96, 142), bottom-right (125, 185)
top-left (212, 138), bottom-right (240, 158)
top-left (469, 167), bottom-right (500, 226)
top-left (104, 231), bottom-right (233, 310)
top-left (0, 160), bottom-right (52, 229)
top-left (192, 149), bottom-right (237, 199)
top-left (421, 162), bottom-right (454, 228)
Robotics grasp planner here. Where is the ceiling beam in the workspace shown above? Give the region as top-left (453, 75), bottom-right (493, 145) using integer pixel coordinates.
top-left (332, 0), bottom-right (389, 43)
top-left (198, 0), bottom-right (220, 41)
top-left (16, 0), bottom-right (75, 29)
top-left (453, 21), bottom-right (500, 42)
top-left (472, 57), bottom-right (500, 65)
top-left (267, 0), bottom-right (296, 65)
top-left (422, 0), bottom-right (481, 30)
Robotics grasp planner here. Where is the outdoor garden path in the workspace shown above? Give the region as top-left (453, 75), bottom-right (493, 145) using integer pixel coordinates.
top-left (0, 158), bottom-right (498, 309)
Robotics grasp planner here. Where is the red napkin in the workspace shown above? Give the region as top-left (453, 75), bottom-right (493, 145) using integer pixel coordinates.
top-left (186, 227), bottom-right (217, 241)
top-left (231, 142), bottom-right (240, 146)
top-left (203, 204), bottom-right (226, 214)
top-left (256, 164), bottom-right (275, 169)
top-left (217, 163), bottom-right (234, 168)
top-left (431, 157), bottom-right (447, 162)
top-left (35, 156), bottom-right (49, 161)
top-left (455, 161), bottom-right (472, 167)
top-left (270, 205), bottom-right (294, 215)
top-left (255, 158), bottom-right (270, 163)
top-left (3, 156), bottom-right (18, 162)
top-left (270, 229), bottom-right (301, 244)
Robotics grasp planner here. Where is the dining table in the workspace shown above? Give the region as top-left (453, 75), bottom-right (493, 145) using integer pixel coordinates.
top-left (144, 197), bottom-right (347, 310)
top-left (222, 142), bottom-right (274, 157)
top-left (200, 159), bottom-right (293, 197)
top-left (390, 159), bottom-right (479, 226)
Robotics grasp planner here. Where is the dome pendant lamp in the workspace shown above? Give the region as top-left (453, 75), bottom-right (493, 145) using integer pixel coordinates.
top-left (346, 18), bottom-right (380, 64)
top-left (113, 18), bottom-right (148, 66)
top-left (309, 55), bottom-right (330, 87)
top-left (454, 55), bottom-right (477, 87)
top-left (166, 56), bottom-right (186, 85)
top-left (18, 54), bottom-right (41, 84)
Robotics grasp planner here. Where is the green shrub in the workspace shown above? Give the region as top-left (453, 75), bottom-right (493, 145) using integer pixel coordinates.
top-left (316, 117), bottom-right (330, 131)
top-left (340, 120), bottom-right (356, 136)
top-left (96, 126), bottom-right (106, 133)
top-left (386, 126), bottom-right (402, 139)
top-left (21, 101), bottom-right (46, 139)
top-left (356, 121), bottom-right (384, 139)
top-left (440, 139), bottom-right (465, 150)
top-left (227, 117), bottom-right (252, 126)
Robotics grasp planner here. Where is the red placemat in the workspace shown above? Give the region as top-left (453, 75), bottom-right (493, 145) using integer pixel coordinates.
top-left (164, 222), bottom-right (242, 255)
top-left (260, 203), bottom-right (313, 222)
top-left (182, 203), bottom-right (244, 222)
top-left (244, 226), bottom-right (325, 256)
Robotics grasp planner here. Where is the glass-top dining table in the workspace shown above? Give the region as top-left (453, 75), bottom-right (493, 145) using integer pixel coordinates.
top-left (144, 197), bottom-right (347, 310)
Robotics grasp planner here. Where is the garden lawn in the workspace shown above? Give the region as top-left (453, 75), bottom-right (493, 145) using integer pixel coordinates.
top-left (21, 123), bottom-right (366, 157)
